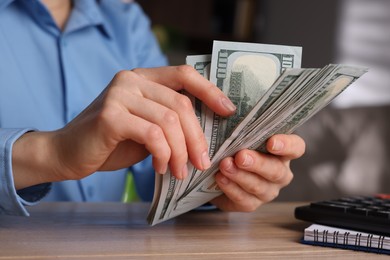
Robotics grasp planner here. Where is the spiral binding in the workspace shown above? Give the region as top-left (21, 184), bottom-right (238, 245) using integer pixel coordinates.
top-left (313, 228), bottom-right (386, 249)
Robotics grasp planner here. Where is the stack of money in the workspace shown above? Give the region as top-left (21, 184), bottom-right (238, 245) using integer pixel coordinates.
top-left (147, 40), bottom-right (367, 225)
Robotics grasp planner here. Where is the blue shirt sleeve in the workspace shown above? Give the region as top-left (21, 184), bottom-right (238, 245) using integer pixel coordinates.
top-left (0, 1), bottom-right (169, 214)
top-left (0, 128), bottom-right (51, 216)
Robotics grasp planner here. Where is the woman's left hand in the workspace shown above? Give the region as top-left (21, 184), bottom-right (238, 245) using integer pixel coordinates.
top-left (211, 134), bottom-right (305, 212)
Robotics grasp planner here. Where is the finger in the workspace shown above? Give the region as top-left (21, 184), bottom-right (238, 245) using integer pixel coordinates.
top-left (110, 70), bottom-right (207, 176)
top-left (213, 171), bottom-right (262, 212)
top-left (219, 157), bottom-right (285, 201)
top-left (266, 134), bottom-right (306, 159)
top-left (137, 80), bottom-right (211, 171)
top-left (111, 112), bottom-right (171, 175)
top-left (133, 66), bottom-right (236, 116)
top-left (231, 150), bottom-right (293, 185)
top-left (111, 70), bottom-right (210, 171)
top-left (122, 93), bottom-right (189, 179)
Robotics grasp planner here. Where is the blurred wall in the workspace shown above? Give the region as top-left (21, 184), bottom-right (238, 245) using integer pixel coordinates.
top-left (138, 0), bottom-right (340, 67)
top-left (258, 0), bottom-right (340, 68)
top-left (138, 0), bottom-right (390, 201)
top-left (270, 0), bottom-right (390, 201)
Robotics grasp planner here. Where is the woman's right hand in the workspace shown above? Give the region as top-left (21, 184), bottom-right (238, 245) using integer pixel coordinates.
top-left (12, 66), bottom-right (236, 190)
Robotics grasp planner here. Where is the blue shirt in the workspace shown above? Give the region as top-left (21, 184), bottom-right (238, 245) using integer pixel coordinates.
top-left (0, 0), bottom-right (167, 215)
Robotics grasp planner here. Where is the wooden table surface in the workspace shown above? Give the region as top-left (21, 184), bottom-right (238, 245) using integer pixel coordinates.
top-left (0, 202), bottom-right (387, 259)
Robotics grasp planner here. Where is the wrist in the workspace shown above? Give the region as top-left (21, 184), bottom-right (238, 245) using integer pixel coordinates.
top-left (12, 131), bottom-right (60, 190)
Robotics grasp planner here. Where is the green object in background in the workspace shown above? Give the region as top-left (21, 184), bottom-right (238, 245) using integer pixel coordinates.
top-left (122, 171), bottom-right (140, 203)
top-left (152, 24), bottom-right (186, 53)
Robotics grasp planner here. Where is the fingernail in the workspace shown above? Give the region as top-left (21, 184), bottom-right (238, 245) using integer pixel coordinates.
top-left (157, 165), bottom-right (167, 175)
top-left (181, 164), bottom-right (188, 179)
top-left (272, 139), bottom-right (284, 151)
top-left (201, 151), bottom-right (211, 170)
top-left (224, 159), bottom-right (235, 174)
top-left (219, 176), bottom-right (230, 185)
top-left (242, 154), bottom-right (253, 167)
top-left (221, 98), bottom-right (236, 112)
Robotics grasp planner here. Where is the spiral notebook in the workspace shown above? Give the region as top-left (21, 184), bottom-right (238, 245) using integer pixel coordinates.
top-left (302, 224), bottom-right (390, 255)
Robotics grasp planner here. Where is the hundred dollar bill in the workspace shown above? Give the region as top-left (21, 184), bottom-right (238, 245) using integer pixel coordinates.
top-left (151, 42), bottom-right (303, 224)
top-left (185, 54), bottom-right (212, 128)
top-left (174, 69), bottom-right (307, 209)
top-left (188, 65), bottom-right (340, 192)
top-left (148, 42), bottom-right (367, 225)
top-left (206, 40), bottom-right (302, 159)
top-left (188, 41), bottom-right (303, 190)
top-left (188, 41), bottom-right (302, 188)
top-left (176, 65), bottom-right (367, 213)
top-left (163, 55), bottom-right (213, 220)
top-left (147, 55), bottom-right (212, 225)
top-left (168, 42), bottom-right (303, 219)
top-left (175, 55), bottom-right (212, 201)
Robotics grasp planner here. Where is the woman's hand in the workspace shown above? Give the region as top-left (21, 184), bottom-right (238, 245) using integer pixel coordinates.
top-left (12, 66), bottom-right (236, 189)
top-left (211, 134), bottom-right (305, 211)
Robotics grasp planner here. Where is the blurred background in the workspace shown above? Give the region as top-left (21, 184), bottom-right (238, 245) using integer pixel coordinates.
top-left (137, 0), bottom-right (390, 201)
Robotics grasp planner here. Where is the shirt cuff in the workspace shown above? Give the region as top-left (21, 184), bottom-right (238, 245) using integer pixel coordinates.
top-left (0, 128), bottom-right (51, 216)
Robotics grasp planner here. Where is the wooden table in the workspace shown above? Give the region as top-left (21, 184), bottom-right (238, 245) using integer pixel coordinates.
top-left (0, 202), bottom-right (387, 259)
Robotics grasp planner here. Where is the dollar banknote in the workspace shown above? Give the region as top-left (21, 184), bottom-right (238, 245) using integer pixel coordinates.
top-left (207, 40), bottom-right (302, 158)
top-left (174, 64), bottom-right (367, 215)
top-left (148, 41), bottom-right (302, 225)
top-left (147, 40), bottom-right (367, 225)
top-left (147, 55), bottom-right (212, 224)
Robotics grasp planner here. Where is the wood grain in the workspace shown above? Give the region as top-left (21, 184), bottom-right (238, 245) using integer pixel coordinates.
top-left (0, 202), bottom-right (386, 259)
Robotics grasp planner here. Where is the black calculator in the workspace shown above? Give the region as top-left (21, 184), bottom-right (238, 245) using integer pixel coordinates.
top-left (295, 195), bottom-right (390, 236)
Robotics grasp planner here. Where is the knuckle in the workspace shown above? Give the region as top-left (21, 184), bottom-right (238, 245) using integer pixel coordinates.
top-left (247, 184), bottom-right (263, 196)
top-left (175, 94), bottom-right (193, 111)
top-left (175, 152), bottom-right (188, 165)
top-left (229, 192), bottom-right (246, 206)
top-left (131, 68), bottom-right (148, 80)
top-left (97, 101), bottom-right (120, 127)
top-left (258, 188), bottom-right (279, 204)
top-left (145, 124), bottom-right (165, 143)
top-left (268, 166), bottom-right (286, 183)
top-left (114, 70), bottom-right (136, 82)
top-left (265, 189), bottom-right (280, 202)
top-left (162, 110), bottom-right (179, 125)
top-left (105, 84), bottom-right (127, 100)
top-left (256, 187), bottom-right (268, 200)
top-left (176, 64), bottom-right (196, 76)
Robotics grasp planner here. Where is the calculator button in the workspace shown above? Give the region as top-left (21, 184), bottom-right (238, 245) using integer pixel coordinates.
top-left (310, 202), bottom-right (349, 212)
top-left (347, 207), bottom-right (371, 216)
top-left (368, 210), bottom-right (390, 219)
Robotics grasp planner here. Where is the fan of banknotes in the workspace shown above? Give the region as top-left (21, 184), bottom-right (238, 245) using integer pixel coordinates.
top-left (147, 40), bottom-right (367, 225)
